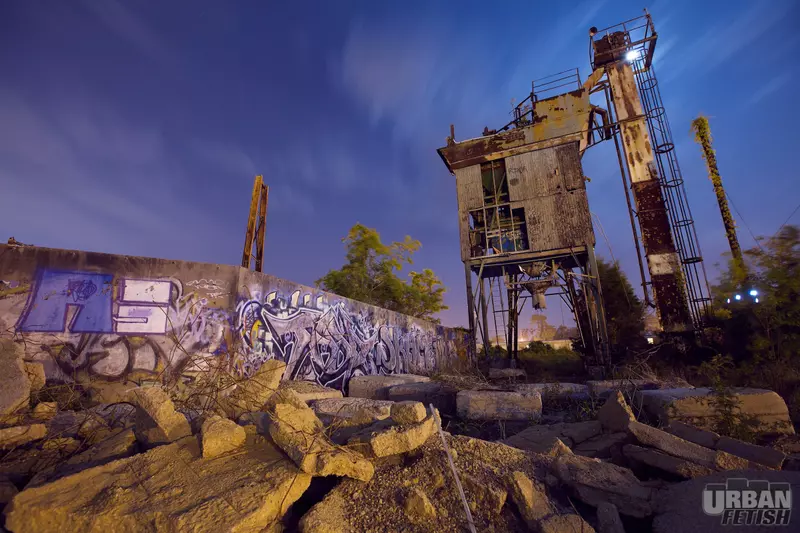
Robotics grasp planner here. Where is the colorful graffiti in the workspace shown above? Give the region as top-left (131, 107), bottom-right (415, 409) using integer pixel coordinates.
top-left (2, 261), bottom-right (470, 390)
top-left (12, 269), bottom-right (228, 381)
top-left (233, 289), bottom-right (461, 392)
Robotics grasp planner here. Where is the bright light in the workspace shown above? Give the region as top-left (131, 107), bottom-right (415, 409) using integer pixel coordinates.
top-left (735, 294), bottom-right (742, 301)
top-left (626, 50), bottom-right (640, 62)
top-left (755, 298), bottom-right (760, 303)
top-left (646, 337), bottom-right (655, 345)
top-left (749, 289), bottom-right (758, 297)
top-left (726, 298), bottom-right (731, 304)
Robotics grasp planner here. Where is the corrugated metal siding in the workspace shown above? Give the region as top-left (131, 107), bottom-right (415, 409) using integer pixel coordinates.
top-left (454, 165), bottom-right (483, 261)
top-left (524, 190), bottom-right (593, 252)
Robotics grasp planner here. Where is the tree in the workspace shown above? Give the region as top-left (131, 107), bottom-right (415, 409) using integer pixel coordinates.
top-left (596, 258), bottom-right (646, 350)
top-left (316, 223), bottom-right (448, 322)
top-left (529, 314), bottom-right (556, 341)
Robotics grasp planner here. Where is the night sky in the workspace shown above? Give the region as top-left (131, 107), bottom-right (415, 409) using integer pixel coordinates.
top-left (2, 0), bottom-right (799, 329)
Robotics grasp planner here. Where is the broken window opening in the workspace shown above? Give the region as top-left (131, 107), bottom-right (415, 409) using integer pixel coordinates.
top-left (480, 159), bottom-right (509, 207)
top-left (468, 204), bottom-right (530, 258)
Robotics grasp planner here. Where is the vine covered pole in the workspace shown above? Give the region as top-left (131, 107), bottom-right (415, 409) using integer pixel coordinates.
top-left (691, 116), bottom-right (745, 278)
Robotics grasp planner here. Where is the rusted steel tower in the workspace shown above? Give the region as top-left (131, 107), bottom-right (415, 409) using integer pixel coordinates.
top-left (242, 175), bottom-right (269, 272)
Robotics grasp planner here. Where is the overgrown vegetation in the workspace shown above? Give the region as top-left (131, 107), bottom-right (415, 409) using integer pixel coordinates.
top-left (596, 258), bottom-right (646, 358)
top-left (316, 223), bottom-right (448, 322)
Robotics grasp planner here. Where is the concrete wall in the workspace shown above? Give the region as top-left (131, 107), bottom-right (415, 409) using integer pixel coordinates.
top-left (0, 244), bottom-right (472, 392)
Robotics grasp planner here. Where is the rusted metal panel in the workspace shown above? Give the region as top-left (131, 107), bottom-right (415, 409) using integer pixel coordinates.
top-left (531, 89), bottom-right (592, 140)
top-left (632, 179), bottom-right (674, 255)
top-left (608, 63), bottom-right (653, 184)
top-left (506, 149), bottom-right (562, 200)
top-left (651, 274), bottom-right (691, 333)
top-left (524, 190), bottom-right (593, 252)
top-left (454, 164), bottom-right (483, 262)
top-left (555, 143), bottom-right (585, 191)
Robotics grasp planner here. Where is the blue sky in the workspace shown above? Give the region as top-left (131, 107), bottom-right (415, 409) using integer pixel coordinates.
top-left (2, 0), bottom-right (799, 328)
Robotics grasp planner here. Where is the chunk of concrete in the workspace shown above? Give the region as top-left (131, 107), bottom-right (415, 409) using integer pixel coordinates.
top-left (347, 374), bottom-right (429, 400)
top-left (223, 359), bottom-right (286, 417)
top-left (128, 387), bottom-right (192, 448)
top-left (349, 411), bottom-right (436, 457)
top-left (596, 502), bottom-right (625, 533)
top-left (504, 425), bottom-right (573, 453)
top-left (665, 421), bottom-right (719, 449)
top-left (404, 487), bottom-right (436, 521)
top-left (457, 390), bottom-right (542, 421)
top-left (385, 381), bottom-right (457, 415)
top-left (623, 444), bottom-right (714, 479)
top-left (715, 435), bottom-right (785, 469)
top-left (505, 470), bottom-right (552, 526)
top-left (390, 401), bottom-right (427, 425)
top-left (4, 431), bottom-right (312, 533)
top-left (309, 397), bottom-right (394, 425)
top-left (551, 453), bottom-right (654, 517)
top-left (0, 339), bottom-right (30, 418)
top-left (201, 415), bottom-right (247, 458)
top-left (588, 379), bottom-right (662, 399)
top-left (560, 420), bottom-right (603, 444)
top-left (264, 387), bottom-right (311, 412)
top-left (598, 391), bottom-right (636, 432)
top-left (269, 402), bottom-right (373, 481)
top-left (539, 514), bottom-right (596, 533)
top-left (0, 424), bottom-right (47, 450)
top-left (634, 387), bottom-right (795, 435)
top-left (516, 382), bottom-right (590, 401)
top-left (279, 380), bottom-right (343, 402)
top-left (574, 432), bottom-right (629, 459)
top-left (628, 420), bottom-right (736, 470)
top-left (23, 362), bottom-right (46, 394)
top-left (31, 402), bottom-right (58, 421)
top-left (488, 368), bottom-right (526, 380)
top-left (299, 488), bottom-right (348, 533)
top-left (462, 473), bottom-right (507, 514)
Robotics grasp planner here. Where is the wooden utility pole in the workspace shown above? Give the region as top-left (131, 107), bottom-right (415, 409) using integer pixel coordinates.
top-left (242, 175), bottom-right (269, 272)
top-left (691, 116), bottom-right (744, 274)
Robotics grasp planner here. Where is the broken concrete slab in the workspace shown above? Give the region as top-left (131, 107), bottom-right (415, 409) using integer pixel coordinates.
top-left (588, 379), bottom-right (663, 399)
top-left (573, 432), bottom-right (629, 459)
top-left (634, 387), bottom-right (795, 435)
top-left (623, 444), bottom-right (714, 479)
top-left (347, 374), bottom-right (430, 400)
top-left (596, 502), bottom-right (625, 533)
top-left (128, 387), bottom-right (192, 448)
top-left (0, 339), bottom-right (30, 419)
top-left (504, 425), bottom-right (573, 453)
top-left (665, 421), bottom-right (719, 449)
top-left (560, 421), bottom-right (603, 444)
top-left (299, 487), bottom-right (348, 533)
top-left (269, 402), bottom-right (373, 481)
top-left (598, 390), bottom-right (636, 432)
top-left (551, 453), bottom-right (654, 517)
top-left (539, 514), bottom-right (596, 533)
top-left (505, 470), bottom-right (552, 526)
top-left (348, 410), bottom-right (435, 457)
top-left (279, 380), bottom-right (343, 402)
top-left (23, 362), bottom-right (45, 394)
top-left (516, 382), bottom-right (590, 401)
top-left (222, 359), bottom-right (286, 417)
top-left (4, 430), bottom-right (312, 533)
top-left (404, 487), bottom-right (436, 522)
top-left (488, 368), bottom-right (526, 380)
top-left (715, 435), bottom-right (785, 469)
top-left (309, 397), bottom-right (393, 425)
top-left (456, 390), bottom-right (542, 421)
top-left (0, 424), bottom-right (46, 450)
top-left (390, 401), bottom-right (427, 425)
top-left (385, 381), bottom-right (458, 415)
top-left (201, 415), bottom-right (247, 459)
top-left (462, 472), bottom-right (506, 514)
top-left (30, 402), bottom-right (57, 421)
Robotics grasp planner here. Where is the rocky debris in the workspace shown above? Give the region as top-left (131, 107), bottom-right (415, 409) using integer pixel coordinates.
top-left (127, 387), bottom-right (192, 448)
top-left (516, 382), bottom-right (590, 402)
top-left (506, 470), bottom-right (594, 532)
top-left (310, 397), bottom-right (394, 425)
top-left (587, 379), bottom-right (664, 399)
top-left (623, 444), bottom-right (714, 479)
top-left (596, 502), bottom-right (625, 533)
top-left (391, 401), bottom-right (427, 425)
top-left (299, 488), bottom-right (348, 533)
top-left (222, 359), bottom-right (286, 417)
top-left (41, 437), bottom-right (80, 455)
top-left (665, 421), bottom-right (719, 449)
top-left (27, 428), bottom-right (139, 487)
top-left (279, 380), bottom-right (343, 402)
top-left (200, 415), bottom-right (247, 458)
top-left (715, 436), bottom-right (786, 469)
top-left (0, 339), bottom-right (30, 418)
top-left (348, 408), bottom-right (436, 457)
top-left (0, 480), bottom-right (18, 506)
top-left (269, 401), bottom-right (374, 481)
top-left (264, 387), bottom-right (313, 412)
top-left (598, 391), bottom-right (636, 432)
top-left (544, 438), bottom-right (573, 457)
top-left (457, 390), bottom-right (542, 421)
top-left (551, 453), bottom-right (655, 517)
top-left (23, 362), bottom-right (46, 394)
top-left (634, 387), bottom-right (795, 435)
top-left (404, 487), bottom-right (437, 521)
top-left (574, 432), bottom-right (629, 459)
top-left (4, 430), bottom-right (312, 533)
top-left (504, 421), bottom-right (601, 453)
top-left (30, 402), bottom-right (58, 421)
top-left (385, 381), bottom-right (458, 415)
top-left (540, 514), bottom-right (596, 533)
top-left (652, 470), bottom-right (800, 533)
top-left (462, 472), bottom-right (507, 514)
top-left (488, 368), bottom-right (526, 381)
top-left (348, 374), bottom-right (430, 400)
top-left (0, 424), bottom-right (47, 450)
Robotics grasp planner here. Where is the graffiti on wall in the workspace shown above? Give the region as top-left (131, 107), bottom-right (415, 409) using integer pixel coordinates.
top-left (233, 289), bottom-right (462, 392)
top-left (13, 269), bottom-right (228, 381)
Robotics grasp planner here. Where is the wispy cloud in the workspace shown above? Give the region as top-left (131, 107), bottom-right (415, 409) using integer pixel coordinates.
top-left (747, 71), bottom-right (793, 106)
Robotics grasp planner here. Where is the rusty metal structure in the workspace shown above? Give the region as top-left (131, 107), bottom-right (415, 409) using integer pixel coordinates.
top-left (242, 175), bottom-right (269, 272)
top-left (438, 11), bottom-right (711, 365)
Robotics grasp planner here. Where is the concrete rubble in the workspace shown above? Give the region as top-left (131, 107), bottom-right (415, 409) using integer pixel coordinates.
top-left (0, 361), bottom-right (797, 533)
